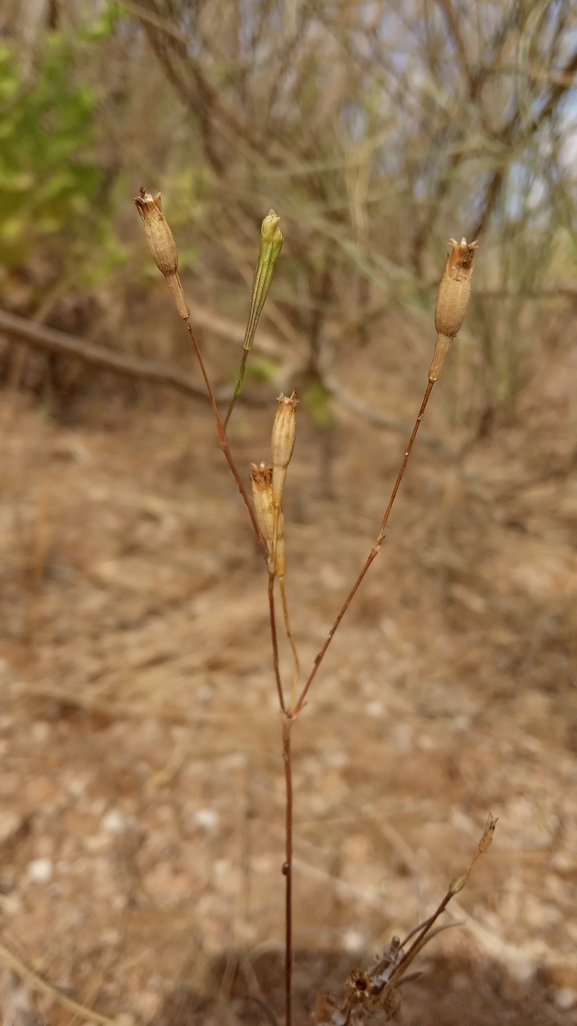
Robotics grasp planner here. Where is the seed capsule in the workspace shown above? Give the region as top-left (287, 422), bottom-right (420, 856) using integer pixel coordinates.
top-left (271, 391), bottom-right (297, 511)
top-left (134, 188), bottom-right (190, 319)
top-left (243, 210), bottom-right (283, 351)
top-left (429, 237), bottom-right (478, 382)
top-left (249, 462), bottom-right (275, 551)
top-left (249, 461), bottom-right (286, 576)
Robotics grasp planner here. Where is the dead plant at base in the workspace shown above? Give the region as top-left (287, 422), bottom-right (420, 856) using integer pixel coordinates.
top-left (134, 191), bottom-right (482, 1025)
top-left (315, 814), bottom-right (497, 1024)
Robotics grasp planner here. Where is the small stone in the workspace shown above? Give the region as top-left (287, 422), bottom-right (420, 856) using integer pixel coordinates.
top-left (365, 701), bottom-right (383, 718)
top-left (342, 929), bottom-right (365, 953)
top-left (27, 858), bottom-right (52, 882)
top-left (195, 809), bottom-right (219, 831)
top-left (101, 809), bottom-right (129, 834)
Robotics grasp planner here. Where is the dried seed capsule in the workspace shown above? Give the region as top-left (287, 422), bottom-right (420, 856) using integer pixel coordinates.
top-left (271, 391), bottom-right (298, 511)
top-left (429, 237), bottom-right (478, 382)
top-left (134, 188), bottom-right (190, 319)
top-left (249, 461), bottom-right (286, 576)
top-left (249, 462), bottom-right (275, 551)
top-left (344, 969), bottom-right (372, 1007)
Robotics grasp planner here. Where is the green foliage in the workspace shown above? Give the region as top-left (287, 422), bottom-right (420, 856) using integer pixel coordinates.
top-left (82, 3), bottom-right (129, 42)
top-left (0, 32), bottom-right (125, 292)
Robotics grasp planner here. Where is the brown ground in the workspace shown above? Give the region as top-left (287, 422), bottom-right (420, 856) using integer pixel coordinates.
top-left (0, 304), bottom-right (576, 1025)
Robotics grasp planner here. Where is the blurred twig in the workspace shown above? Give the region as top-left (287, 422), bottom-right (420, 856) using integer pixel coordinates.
top-left (0, 944), bottom-right (119, 1026)
top-left (0, 309), bottom-right (214, 403)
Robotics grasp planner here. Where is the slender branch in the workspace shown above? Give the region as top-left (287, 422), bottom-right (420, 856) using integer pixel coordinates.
top-left (224, 346), bottom-right (250, 427)
top-left (184, 319), bottom-right (268, 560)
top-left (0, 941), bottom-right (120, 1026)
top-left (291, 379), bottom-right (434, 717)
top-left (282, 717), bottom-right (293, 1026)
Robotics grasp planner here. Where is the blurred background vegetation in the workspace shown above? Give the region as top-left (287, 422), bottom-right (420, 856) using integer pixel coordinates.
top-left (0, 0), bottom-right (576, 435)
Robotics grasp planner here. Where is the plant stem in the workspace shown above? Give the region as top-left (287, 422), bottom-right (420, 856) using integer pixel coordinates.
top-left (291, 379), bottom-right (434, 717)
top-left (184, 318), bottom-right (268, 560)
top-left (224, 347), bottom-right (249, 428)
top-left (269, 573), bottom-right (286, 713)
top-left (279, 576), bottom-right (300, 708)
top-left (282, 716), bottom-right (293, 1026)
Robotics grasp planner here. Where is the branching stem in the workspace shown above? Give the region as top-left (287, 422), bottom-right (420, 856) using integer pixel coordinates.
top-left (186, 308), bottom-right (434, 1026)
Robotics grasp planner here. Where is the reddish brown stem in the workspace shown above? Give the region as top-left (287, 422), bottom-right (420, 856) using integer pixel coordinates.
top-left (282, 717), bottom-right (293, 1026)
top-left (269, 574), bottom-right (286, 713)
top-left (185, 319), bottom-right (268, 560)
top-left (385, 890), bottom-right (452, 992)
top-left (291, 379), bottom-right (434, 717)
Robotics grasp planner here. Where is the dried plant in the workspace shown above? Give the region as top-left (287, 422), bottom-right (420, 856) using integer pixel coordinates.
top-left (135, 189), bottom-right (488, 1025)
top-left (315, 814), bottom-right (497, 1025)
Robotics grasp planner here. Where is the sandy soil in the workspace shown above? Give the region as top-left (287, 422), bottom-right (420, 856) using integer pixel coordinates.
top-left (0, 310), bottom-right (576, 1025)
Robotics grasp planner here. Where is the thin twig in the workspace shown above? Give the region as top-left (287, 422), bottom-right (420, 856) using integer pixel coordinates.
top-left (291, 379), bottom-right (434, 716)
top-left (0, 943), bottom-right (120, 1026)
top-left (388, 893), bottom-right (453, 988)
top-left (184, 318), bottom-right (268, 560)
top-left (224, 346), bottom-right (250, 427)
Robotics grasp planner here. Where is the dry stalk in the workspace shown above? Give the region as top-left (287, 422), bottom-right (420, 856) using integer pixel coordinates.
top-left (134, 195), bottom-right (479, 1026)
